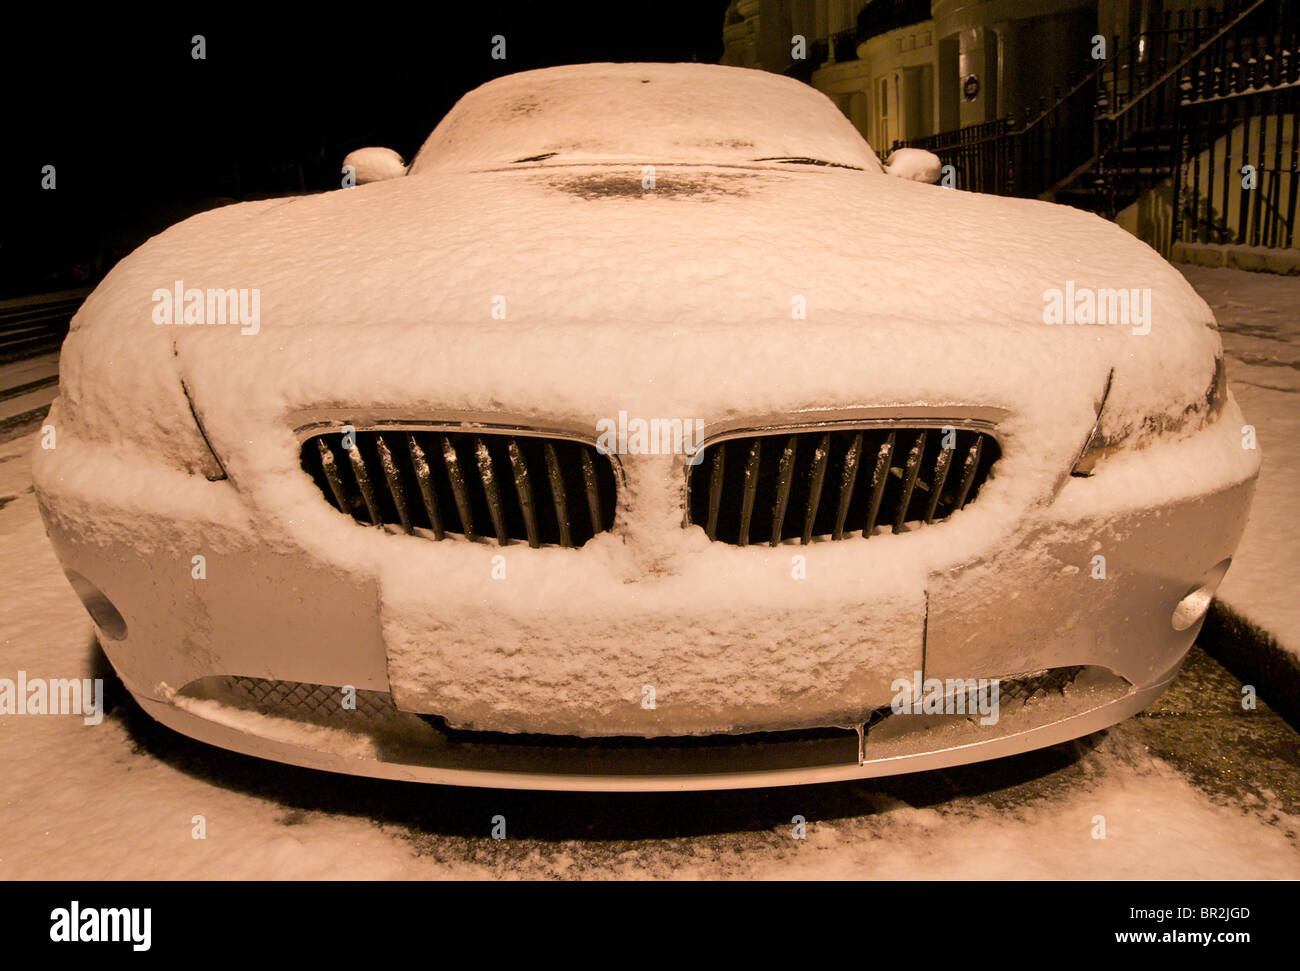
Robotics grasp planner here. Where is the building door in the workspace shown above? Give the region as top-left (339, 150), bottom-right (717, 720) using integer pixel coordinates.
top-left (877, 75), bottom-right (897, 149)
top-left (848, 91), bottom-right (869, 142)
top-left (938, 35), bottom-right (961, 133)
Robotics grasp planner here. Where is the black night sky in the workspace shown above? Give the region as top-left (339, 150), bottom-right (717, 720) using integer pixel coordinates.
top-left (2, 4), bottom-right (731, 298)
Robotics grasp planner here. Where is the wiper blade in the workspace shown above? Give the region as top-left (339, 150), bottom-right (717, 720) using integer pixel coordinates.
top-left (752, 156), bottom-right (863, 171)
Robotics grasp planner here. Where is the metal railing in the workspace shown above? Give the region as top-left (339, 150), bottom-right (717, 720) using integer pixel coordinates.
top-left (1171, 12), bottom-right (1300, 248)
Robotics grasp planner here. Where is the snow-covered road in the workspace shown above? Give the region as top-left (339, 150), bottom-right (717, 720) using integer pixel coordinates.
top-left (1, 266), bottom-right (1297, 879)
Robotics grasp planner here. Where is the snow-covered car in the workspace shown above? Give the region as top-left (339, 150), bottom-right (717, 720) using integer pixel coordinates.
top-left (34, 63), bottom-right (1258, 791)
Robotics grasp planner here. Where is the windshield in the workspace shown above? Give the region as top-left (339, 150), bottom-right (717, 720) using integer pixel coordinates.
top-left (408, 62), bottom-right (884, 174)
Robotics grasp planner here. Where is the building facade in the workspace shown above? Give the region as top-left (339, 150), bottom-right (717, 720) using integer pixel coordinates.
top-left (722, 0), bottom-right (1207, 153)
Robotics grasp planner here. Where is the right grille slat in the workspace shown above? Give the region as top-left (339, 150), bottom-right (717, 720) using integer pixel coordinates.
top-left (688, 424), bottom-right (1000, 546)
top-left (863, 431), bottom-right (895, 538)
top-left (737, 439), bottom-right (762, 547)
top-left (892, 431), bottom-right (927, 534)
top-left (705, 445), bottom-right (725, 541)
top-left (580, 450), bottom-right (604, 539)
top-left (924, 436), bottom-right (955, 524)
top-left (301, 428), bottom-right (617, 549)
top-left (952, 436), bottom-right (984, 510)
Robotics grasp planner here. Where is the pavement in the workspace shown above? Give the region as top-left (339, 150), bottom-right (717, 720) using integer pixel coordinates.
top-left (0, 287), bottom-right (78, 439)
top-left (0, 352), bottom-right (59, 428)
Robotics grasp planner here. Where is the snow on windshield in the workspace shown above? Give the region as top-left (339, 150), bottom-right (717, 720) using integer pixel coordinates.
top-left (408, 62), bottom-right (885, 173)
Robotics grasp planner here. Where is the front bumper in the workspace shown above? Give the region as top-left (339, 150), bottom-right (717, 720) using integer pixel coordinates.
top-left (138, 662), bottom-right (1176, 792)
top-left (34, 398), bottom-right (1258, 789)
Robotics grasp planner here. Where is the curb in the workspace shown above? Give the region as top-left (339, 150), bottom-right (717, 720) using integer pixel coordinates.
top-left (0, 404), bottom-right (51, 445)
top-left (1198, 600), bottom-right (1300, 731)
top-left (1172, 242), bottom-right (1300, 276)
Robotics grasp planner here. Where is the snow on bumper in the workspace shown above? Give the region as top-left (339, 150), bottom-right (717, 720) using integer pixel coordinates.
top-left (33, 400), bottom-right (1258, 787)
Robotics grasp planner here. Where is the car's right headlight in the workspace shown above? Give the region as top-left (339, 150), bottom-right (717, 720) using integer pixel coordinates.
top-left (1071, 355), bottom-right (1227, 477)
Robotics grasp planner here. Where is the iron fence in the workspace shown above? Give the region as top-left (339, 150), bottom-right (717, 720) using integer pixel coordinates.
top-left (893, 0), bottom-right (1298, 251)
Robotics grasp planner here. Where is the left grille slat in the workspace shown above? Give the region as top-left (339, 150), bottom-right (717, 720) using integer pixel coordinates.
top-left (769, 436), bottom-right (797, 546)
top-left (302, 427), bottom-right (617, 549)
top-left (688, 424), bottom-right (999, 546)
top-left (800, 432), bottom-right (831, 545)
top-left (316, 439), bottom-right (350, 513)
top-left (833, 431), bottom-right (863, 540)
top-left (508, 440), bottom-right (541, 549)
top-left (863, 431), bottom-right (896, 538)
top-left (376, 434), bottom-right (413, 534)
top-left (442, 435), bottom-right (477, 542)
top-left (346, 440), bottom-right (382, 526)
top-left (406, 434), bottom-right (445, 540)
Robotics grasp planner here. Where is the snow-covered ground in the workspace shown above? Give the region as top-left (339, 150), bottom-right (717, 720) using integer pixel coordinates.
top-left (0, 266), bottom-right (1296, 880)
top-left (1180, 266), bottom-right (1300, 658)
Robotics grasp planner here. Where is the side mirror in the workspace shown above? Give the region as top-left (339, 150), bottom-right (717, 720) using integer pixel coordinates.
top-left (883, 148), bottom-right (943, 184)
top-left (342, 147), bottom-right (407, 185)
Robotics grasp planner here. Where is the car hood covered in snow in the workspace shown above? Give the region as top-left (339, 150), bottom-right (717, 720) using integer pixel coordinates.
top-left (60, 154), bottom-right (1223, 500)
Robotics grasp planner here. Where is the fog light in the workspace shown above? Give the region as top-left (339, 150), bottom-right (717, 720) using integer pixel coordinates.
top-left (1171, 558), bottom-right (1231, 632)
top-left (64, 571), bottom-right (128, 641)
